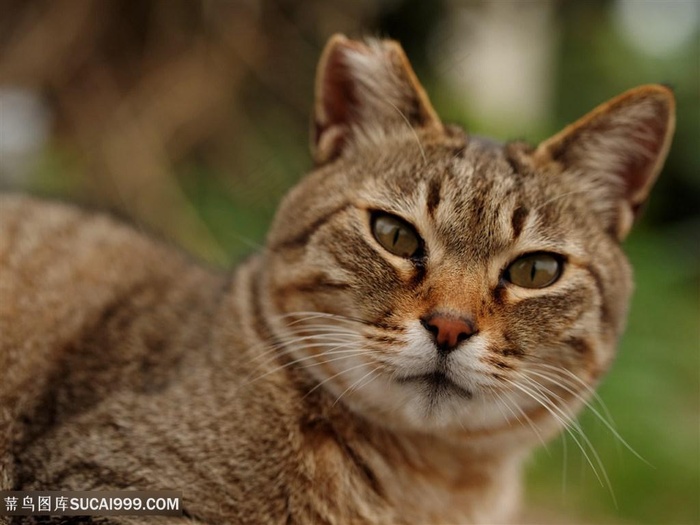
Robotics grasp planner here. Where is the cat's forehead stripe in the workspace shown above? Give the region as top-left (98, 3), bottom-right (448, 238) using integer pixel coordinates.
top-left (425, 176), bottom-right (441, 219)
top-left (510, 206), bottom-right (529, 240)
top-left (417, 153), bottom-right (525, 260)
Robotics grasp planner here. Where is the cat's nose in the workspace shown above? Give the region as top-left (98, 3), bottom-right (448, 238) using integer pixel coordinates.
top-left (421, 313), bottom-right (477, 355)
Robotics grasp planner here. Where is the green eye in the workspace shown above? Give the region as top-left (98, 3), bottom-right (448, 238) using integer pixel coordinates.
top-left (505, 253), bottom-right (563, 289)
top-left (371, 212), bottom-right (422, 259)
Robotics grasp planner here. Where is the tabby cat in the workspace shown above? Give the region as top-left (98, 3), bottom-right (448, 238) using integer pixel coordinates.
top-left (0, 35), bottom-right (675, 524)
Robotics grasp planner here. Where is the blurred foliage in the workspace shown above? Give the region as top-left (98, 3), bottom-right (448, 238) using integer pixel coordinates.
top-left (1, 1), bottom-right (697, 523)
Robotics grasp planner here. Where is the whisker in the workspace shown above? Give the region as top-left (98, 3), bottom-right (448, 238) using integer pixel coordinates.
top-left (486, 385), bottom-right (549, 452)
top-left (561, 422), bottom-right (569, 496)
top-left (332, 366), bottom-right (381, 407)
top-left (533, 189), bottom-right (593, 213)
top-left (250, 332), bottom-right (362, 364)
top-left (303, 361), bottom-right (371, 400)
top-left (524, 367), bottom-right (649, 466)
top-left (297, 351), bottom-right (368, 371)
top-left (505, 377), bottom-right (616, 506)
top-left (387, 100), bottom-right (427, 165)
top-left (276, 325), bottom-right (362, 338)
top-left (522, 376), bottom-right (617, 507)
top-left (528, 362), bottom-right (619, 433)
top-left (243, 344), bottom-right (366, 387)
top-left (275, 311), bottom-right (371, 327)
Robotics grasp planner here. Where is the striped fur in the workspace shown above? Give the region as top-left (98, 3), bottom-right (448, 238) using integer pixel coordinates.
top-left (1, 36), bottom-right (674, 524)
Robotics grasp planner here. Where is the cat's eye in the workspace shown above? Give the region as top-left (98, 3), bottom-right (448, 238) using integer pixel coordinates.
top-left (371, 212), bottom-right (423, 259)
top-left (504, 253), bottom-right (563, 289)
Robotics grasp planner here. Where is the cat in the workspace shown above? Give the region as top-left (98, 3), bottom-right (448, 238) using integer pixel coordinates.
top-left (0, 34), bottom-right (675, 524)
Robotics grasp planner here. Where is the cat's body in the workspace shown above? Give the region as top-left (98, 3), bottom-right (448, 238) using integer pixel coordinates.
top-left (1, 36), bottom-right (674, 524)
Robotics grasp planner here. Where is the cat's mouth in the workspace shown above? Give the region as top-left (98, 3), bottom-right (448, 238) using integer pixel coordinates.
top-left (397, 371), bottom-right (473, 400)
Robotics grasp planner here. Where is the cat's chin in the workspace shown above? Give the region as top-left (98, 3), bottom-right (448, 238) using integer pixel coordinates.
top-left (334, 371), bottom-right (526, 437)
top-left (396, 371), bottom-right (474, 401)
top-left (339, 370), bottom-right (587, 447)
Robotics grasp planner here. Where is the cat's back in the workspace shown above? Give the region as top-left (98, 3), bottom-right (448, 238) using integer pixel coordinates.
top-left (1, 193), bottom-right (168, 293)
top-left (0, 195), bottom-right (229, 490)
top-left (0, 194), bottom-right (211, 356)
top-left (0, 193), bottom-right (172, 284)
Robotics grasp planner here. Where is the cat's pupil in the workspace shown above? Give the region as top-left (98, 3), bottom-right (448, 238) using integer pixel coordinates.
top-left (505, 253), bottom-right (562, 289)
top-left (371, 212), bottom-right (422, 259)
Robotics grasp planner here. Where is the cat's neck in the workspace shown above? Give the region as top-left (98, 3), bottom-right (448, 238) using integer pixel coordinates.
top-left (294, 382), bottom-right (525, 523)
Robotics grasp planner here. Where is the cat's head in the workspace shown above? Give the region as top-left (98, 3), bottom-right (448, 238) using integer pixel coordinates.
top-left (262, 35), bottom-right (675, 438)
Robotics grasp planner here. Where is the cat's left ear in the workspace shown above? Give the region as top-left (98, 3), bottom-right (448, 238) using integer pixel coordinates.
top-left (532, 85), bottom-right (675, 240)
top-left (312, 34), bottom-right (442, 165)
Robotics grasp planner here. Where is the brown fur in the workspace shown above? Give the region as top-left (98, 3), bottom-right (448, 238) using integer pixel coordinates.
top-left (1, 35), bottom-right (674, 524)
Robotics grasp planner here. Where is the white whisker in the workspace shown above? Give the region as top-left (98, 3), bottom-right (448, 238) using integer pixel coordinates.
top-left (243, 343), bottom-right (366, 386)
top-left (486, 384), bottom-right (549, 452)
top-left (524, 364), bottom-right (648, 466)
top-left (275, 311), bottom-right (369, 327)
top-left (529, 362), bottom-right (619, 433)
top-left (250, 332), bottom-right (362, 365)
top-left (387, 101), bottom-right (427, 165)
top-left (505, 377), bottom-right (617, 506)
top-left (533, 189), bottom-right (593, 213)
top-left (303, 361), bottom-right (372, 400)
top-left (332, 366), bottom-right (381, 407)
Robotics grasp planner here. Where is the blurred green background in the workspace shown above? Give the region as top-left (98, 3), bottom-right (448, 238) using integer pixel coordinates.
top-left (1, 1), bottom-right (697, 523)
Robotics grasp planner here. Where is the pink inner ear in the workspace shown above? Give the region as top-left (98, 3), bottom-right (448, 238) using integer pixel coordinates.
top-left (619, 107), bottom-right (670, 208)
top-left (319, 51), bottom-right (356, 130)
top-left (313, 43), bottom-right (363, 163)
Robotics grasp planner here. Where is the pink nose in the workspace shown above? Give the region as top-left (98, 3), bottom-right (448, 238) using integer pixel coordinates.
top-left (421, 314), bottom-right (476, 354)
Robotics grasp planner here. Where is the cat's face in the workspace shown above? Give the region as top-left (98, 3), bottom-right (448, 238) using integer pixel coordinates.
top-left (262, 36), bottom-right (674, 437)
top-left (264, 132), bottom-right (628, 434)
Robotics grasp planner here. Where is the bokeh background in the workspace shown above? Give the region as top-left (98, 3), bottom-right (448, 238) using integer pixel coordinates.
top-left (1, 1), bottom-right (697, 523)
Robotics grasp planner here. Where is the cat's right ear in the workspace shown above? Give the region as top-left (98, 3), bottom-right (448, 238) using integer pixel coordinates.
top-left (312, 34), bottom-right (442, 165)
